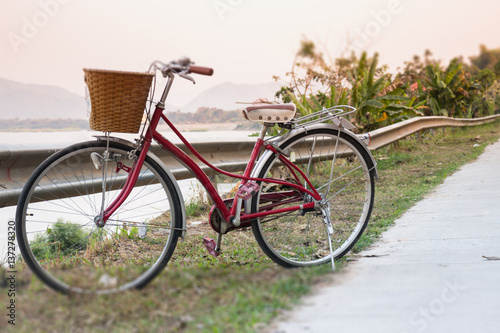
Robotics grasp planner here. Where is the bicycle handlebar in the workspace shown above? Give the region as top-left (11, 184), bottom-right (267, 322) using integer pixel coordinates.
top-left (150, 58), bottom-right (214, 102)
top-left (150, 58), bottom-right (214, 79)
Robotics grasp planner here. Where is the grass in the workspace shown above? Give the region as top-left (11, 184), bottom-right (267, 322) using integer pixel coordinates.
top-left (2, 121), bottom-right (499, 332)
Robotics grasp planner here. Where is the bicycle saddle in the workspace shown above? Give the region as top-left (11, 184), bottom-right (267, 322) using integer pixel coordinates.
top-left (242, 103), bottom-right (296, 123)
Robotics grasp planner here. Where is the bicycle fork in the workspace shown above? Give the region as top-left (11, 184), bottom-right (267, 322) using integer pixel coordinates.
top-left (91, 137), bottom-right (151, 227)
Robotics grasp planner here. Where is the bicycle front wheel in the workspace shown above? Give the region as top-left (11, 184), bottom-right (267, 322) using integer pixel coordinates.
top-left (16, 140), bottom-right (183, 294)
top-left (251, 128), bottom-right (376, 267)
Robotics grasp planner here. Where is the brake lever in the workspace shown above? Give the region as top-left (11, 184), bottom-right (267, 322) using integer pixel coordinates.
top-left (179, 71), bottom-right (196, 84)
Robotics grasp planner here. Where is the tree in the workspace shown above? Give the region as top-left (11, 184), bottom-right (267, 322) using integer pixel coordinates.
top-left (470, 44), bottom-right (500, 72)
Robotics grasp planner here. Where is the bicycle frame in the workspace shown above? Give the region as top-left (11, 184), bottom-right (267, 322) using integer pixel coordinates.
top-left (100, 74), bottom-right (323, 229)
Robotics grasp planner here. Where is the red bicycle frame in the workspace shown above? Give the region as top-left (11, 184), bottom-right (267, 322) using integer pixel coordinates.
top-left (101, 80), bottom-right (322, 228)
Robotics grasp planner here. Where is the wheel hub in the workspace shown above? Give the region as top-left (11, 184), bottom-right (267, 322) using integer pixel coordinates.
top-left (94, 214), bottom-right (105, 228)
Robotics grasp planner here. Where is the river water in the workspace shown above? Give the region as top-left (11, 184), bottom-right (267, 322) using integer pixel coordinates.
top-left (0, 129), bottom-right (255, 259)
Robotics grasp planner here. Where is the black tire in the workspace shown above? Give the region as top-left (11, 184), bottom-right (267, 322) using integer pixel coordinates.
top-left (251, 129), bottom-right (375, 267)
top-left (16, 140), bottom-right (182, 294)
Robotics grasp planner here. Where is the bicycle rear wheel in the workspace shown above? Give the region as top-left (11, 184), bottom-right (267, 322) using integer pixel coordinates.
top-left (251, 128), bottom-right (375, 267)
top-left (16, 140), bottom-right (183, 294)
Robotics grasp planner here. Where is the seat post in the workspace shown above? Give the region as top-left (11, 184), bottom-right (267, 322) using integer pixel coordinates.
top-left (258, 124), bottom-right (269, 140)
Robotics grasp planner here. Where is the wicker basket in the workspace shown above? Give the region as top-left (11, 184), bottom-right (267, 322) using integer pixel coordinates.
top-left (83, 69), bottom-right (154, 133)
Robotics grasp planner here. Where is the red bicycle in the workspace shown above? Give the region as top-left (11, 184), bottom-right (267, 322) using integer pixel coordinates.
top-left (16, 58), bottom-right (377, 294)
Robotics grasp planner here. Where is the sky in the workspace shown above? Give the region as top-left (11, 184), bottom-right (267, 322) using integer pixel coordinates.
top-left (0, 0), bottom-right (499, 107)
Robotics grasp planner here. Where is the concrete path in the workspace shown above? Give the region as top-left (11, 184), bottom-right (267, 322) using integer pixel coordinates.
top-left (265, 139), bottom-right (500, 333)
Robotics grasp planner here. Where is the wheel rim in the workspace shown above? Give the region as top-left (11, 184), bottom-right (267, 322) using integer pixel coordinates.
top-left (18, 143), bottom-right (179, 293)
top-left (254, 131), bottom-right (374, 266)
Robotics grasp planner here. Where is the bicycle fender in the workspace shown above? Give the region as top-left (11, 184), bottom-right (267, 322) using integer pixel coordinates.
top-left (95, 136), bottom-right (187, 239)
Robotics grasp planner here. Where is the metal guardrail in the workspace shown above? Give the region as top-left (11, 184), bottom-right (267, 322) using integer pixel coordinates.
top-left (1, 115), bottom-right (499, 208)
top-left (367, 115), bottom-right (500, 150)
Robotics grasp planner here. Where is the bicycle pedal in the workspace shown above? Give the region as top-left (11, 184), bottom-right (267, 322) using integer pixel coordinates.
top-left (236, 181), bottom-right (260, 200)
top-left (202, 236), bottom-right (220, 257)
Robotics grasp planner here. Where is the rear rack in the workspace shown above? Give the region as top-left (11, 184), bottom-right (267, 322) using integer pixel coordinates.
top-left (289, 105), bottom-right (356, 128)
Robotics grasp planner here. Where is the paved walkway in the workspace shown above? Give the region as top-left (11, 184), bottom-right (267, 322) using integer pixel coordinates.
top-left (265, 139), bottom-right (500, 333)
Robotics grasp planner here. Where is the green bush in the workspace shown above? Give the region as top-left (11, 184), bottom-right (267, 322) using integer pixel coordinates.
top-left (30, 219), bottom-right (88, 260)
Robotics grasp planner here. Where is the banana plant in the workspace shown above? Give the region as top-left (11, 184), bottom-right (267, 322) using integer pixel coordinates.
top-left (349, 53), bottom-right (420, 131)
top-left (424, 59), bottom-right (481, 118)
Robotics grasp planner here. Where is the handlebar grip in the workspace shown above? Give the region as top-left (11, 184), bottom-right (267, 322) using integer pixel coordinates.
top-left (189, 66), bottom-right (214, 76)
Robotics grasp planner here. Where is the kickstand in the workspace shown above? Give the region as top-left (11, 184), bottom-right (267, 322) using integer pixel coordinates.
top-left (215, 232), bottom-right (222, 253)
top-left (326, 227), bottom-right (336, 271)
top-left (322, 205), bottom-right (336, 271)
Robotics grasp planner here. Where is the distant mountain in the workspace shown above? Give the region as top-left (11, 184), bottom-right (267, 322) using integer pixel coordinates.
top-left (181, 81), bottom-right (282, 112)
top-left (0, 78), bottom-right (284, 119)
top-left (0, 78), bottom-right (87, 119)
